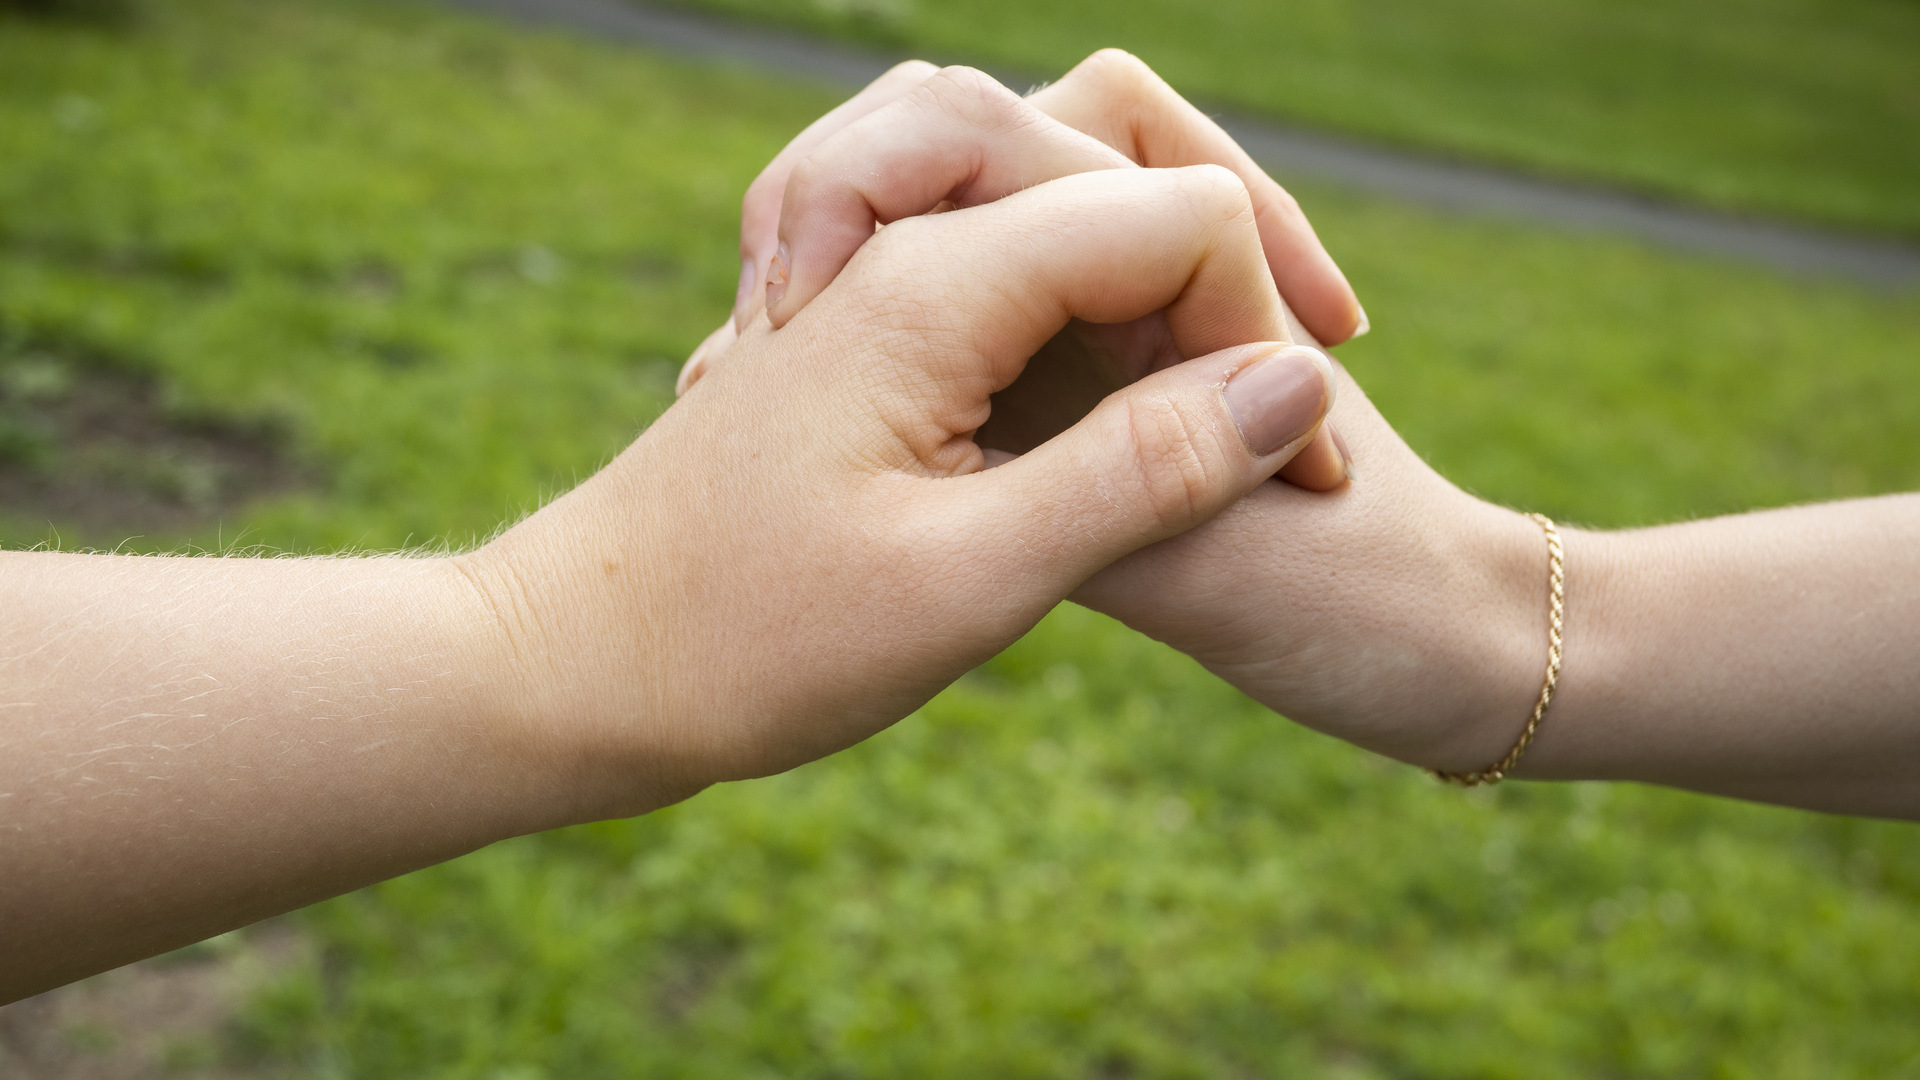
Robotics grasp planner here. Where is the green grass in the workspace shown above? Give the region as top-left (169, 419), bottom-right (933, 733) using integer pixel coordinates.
top-left (0, 0), bottom-right (832, 551)
top-left (657, 0), bottom-right (1920, 239)
top-left (4, 0), bottom-right (1920, 1076)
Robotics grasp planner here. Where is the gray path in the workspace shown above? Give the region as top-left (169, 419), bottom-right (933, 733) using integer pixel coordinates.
top-left (434, 0), bottom-right (1920, 288)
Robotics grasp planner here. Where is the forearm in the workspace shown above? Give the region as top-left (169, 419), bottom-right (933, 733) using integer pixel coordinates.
top-left (0, 552), bottom-right (559, 1002)
top-left (1514, 493), bottom-right (1920, 816)
top-left (1085, 384), bottom-right (1920, 820)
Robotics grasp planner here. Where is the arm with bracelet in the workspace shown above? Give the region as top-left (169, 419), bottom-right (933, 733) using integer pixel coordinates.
top-left (706, 52), bottom-right (1920, 820)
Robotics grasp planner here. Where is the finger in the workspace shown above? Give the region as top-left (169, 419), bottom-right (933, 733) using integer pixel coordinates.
top-left (1275, 422), bottom-right (1349, 490)
top-left (1030, 49), bottom-right (1365, 346)
top-left (971, 312), bottom-right (1349, 490)
top-left (732, 59), bottom-right (940, 332)
top-left (765, 65), bottom-right (1134, 327)
top-left (804, 165), bottom-right (1296, 480)
top-left (675, 320), bottom-right (737, 397)
top-left (954, 341), bottom-right (1335, 589)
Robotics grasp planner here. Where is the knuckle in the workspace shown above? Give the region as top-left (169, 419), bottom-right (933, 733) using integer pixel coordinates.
top-left (1121, 391), bottom-right (1227, 533)
top-left (924, 65), bottom-right (1022, 118)
top-left (1061, 49), bottom-right (1172, 126)
top-left (1175, 163), bottom-right (1256, 225)
top-left (1184, 161), bottom-right (1250, 200)
top-left (1078, 48), bottom-right (1155, 89)
top-left (784, 153), bottom-right (825, 199)
top-left (883, 58), bottom-right (940, 84)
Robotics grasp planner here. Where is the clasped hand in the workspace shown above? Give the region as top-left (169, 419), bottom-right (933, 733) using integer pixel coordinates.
top-left (638, 53), bottom-right (1552, 798)
top-left (14, 49), bottom-right (1917, 1006)
top-left (465, 119), bottom-right (1350, 816)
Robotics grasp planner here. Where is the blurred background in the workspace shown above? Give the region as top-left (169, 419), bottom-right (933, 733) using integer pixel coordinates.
top-left (1, 0), bottom-right (1916, 1075)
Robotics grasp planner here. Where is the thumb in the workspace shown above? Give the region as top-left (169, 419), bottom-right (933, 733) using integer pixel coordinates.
top-left (959, 341), bottom-right (1335, 588)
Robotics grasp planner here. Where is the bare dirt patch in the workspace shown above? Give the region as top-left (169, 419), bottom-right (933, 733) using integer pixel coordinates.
top-left (0, 922), bottom-right (307, 1080)
top-left (0, 344), bottom-right (308, 546)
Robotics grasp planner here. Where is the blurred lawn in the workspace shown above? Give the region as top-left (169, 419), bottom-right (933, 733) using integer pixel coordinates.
top-left (659, 0), bottom-right (1920, 237)
top-left (4, 0), bottom-right (1920, 1076)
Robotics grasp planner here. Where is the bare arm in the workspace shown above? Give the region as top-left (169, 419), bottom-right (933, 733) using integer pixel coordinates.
top-left (722, 57), bottom-right (1920, 820)
top-left (0, 166), bottom-right (1340, 1002)
top-left (1078, 373), bottom-right (1920, 821)
top-left (0, 554), bottom-right (542, 1000)
top-left (1526, 495), bottom-right (1920, 815)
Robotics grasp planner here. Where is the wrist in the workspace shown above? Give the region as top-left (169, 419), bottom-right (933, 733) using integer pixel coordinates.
top-left (407, 553), bottom-right (601, 833)
top-left (447, 470), bottom-right (712, 826)
top-left (1412, 501), bottom-right (1572, 776)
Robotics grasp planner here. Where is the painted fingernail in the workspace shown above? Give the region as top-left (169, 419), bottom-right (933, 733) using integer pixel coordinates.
top-left (1329, 422), bottom-right (1356, 481)
top-left (1350, 304), bottom-right (1371, 339)
top-left (1225, 345), bottom-right (1333, 457)
top-left (764, 242), bottom-right (790, 312)
top-left (730, 256), bottom-right (756, 331)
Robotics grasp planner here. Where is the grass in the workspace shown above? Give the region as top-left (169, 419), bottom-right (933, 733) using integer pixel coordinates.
top-left (0, 0), bottom-right (828, 551)
top-left (3, 0), bottom-right (1920, 1076)
top-left (655, 0), bottom-right (1920, 239)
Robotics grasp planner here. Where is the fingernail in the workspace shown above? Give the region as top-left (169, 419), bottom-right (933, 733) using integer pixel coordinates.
top-left (764, 243), bottom-right (790, 312)
top-left (730, 256), bottom-right (756, 331)
top-left (1225, 345), bottom-right (1333, 457)
top-left (1350, 304), bottom-right (1371, 339)
top-left (1329, 422), bottom-right (1356, 481)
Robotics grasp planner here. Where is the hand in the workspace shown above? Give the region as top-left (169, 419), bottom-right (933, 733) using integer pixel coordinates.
top-left (1, 165), bottom-right (1339, 999)
top-left (459, 164), bottom-right (1341, 817)
top-left (682, 52), bottom-right (1920, 809)
top-left (676, 53), bottom-right (1367, 491)
top-left (690, 55), bottom-right (1551, 774)
top-left (1074, 369), bottom-right (1553, 775)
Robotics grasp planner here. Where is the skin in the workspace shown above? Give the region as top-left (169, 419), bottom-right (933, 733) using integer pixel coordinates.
top-left (9, 46), bottom-right (1916, 1006)
top-left (0, 166), bottom-right (1337, 1003)
top-left (679, 52), bottom-right (1369, 491)
top-left (705, 55), bottom-right (1920, 818)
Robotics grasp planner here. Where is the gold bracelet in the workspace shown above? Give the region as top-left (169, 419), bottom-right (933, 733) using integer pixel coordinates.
top-left (1432, 512), bottom-right (1566, 787)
